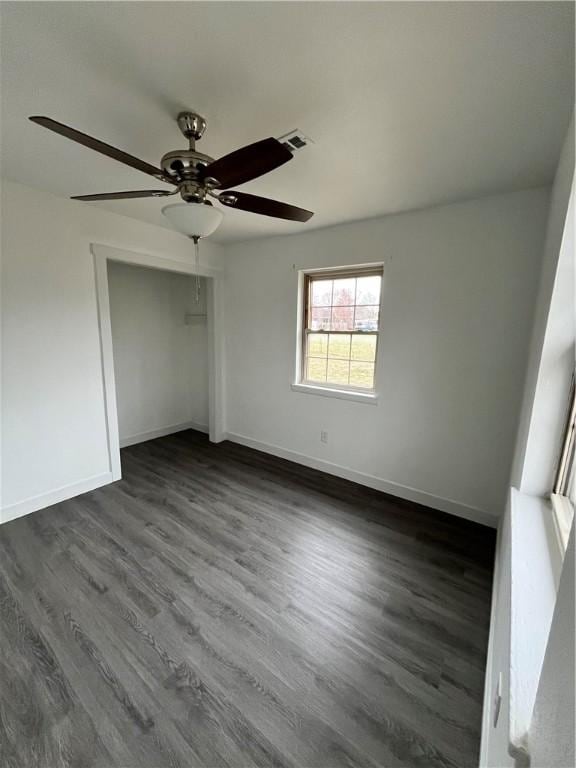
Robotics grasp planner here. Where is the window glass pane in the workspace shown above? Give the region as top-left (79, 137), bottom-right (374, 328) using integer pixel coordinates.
top-left (311, 279), bottom-right (332, 307)
top-left (302, 268), bottom-right (382, 392)
top-left (328, 333), bottom-right (351, 359)
top-left (354, 305), bottom-right (379, 331)
top-left (351, 334), bottom-right (377, 362)
top-left (307, 333), bottom-right (328, 358)
top-left (327, 359), bottom-right (350, 386)
top-left (349, 361), bottom-right (375, 389)
top-left (332, 278), bottom-right (356, 306)
top-left (310, 306), bottom-right (331, 331)
top-left (306, 357), bottom-right (327, 383)
top-left (356, 276), bottom-right (381, 306)
top-left (330, 305), bottom-right (354, 331)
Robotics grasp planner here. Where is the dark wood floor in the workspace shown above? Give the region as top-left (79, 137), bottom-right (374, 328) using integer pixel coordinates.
top-left (0, 430), bottom-right (495, 768)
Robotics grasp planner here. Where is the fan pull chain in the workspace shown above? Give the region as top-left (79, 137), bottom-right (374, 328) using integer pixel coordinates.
top-left (193, 235), bottom-right (200, 303)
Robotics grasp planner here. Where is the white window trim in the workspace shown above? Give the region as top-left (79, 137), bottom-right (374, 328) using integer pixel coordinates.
top-left (294, 263), bottom-right (385, 400)
top-left (291, 382), bottom-right (379, 404)
top-left (550, 493), bottom-right (574, 554)
top-left (551, 373), bottom-right (576, 554)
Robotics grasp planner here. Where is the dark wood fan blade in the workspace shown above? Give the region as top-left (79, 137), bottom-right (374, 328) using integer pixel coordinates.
top-left (29, 116), bottom-right (173, 183)
top-left (200, 138), bottom-right (292, 188)
top-left (71, 190), bottom-right (175, 201)
top-left (218, 191), bottom-right (313, 222)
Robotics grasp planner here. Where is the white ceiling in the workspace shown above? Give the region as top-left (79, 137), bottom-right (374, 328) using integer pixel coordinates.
top-left (1, 1), bottom-right (573, 244)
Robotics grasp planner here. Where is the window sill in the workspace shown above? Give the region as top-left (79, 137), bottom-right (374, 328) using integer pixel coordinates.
top-left (291, 382), bottom-right (378, 405)
top-left (507, 490), bottom-right (562, 758)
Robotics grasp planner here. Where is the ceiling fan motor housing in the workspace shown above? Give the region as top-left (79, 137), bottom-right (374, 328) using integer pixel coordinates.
top-left (160, 149), bottom-right (214, 182)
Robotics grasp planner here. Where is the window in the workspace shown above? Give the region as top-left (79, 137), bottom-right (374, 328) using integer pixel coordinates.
top-left (299, 266), bottom-right (383, 393)
top-left (552, 374), bottom-right (576, 552)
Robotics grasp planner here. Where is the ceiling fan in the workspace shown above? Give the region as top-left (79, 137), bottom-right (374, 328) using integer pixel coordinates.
top-left (28, 111), bottom-right (314, 236)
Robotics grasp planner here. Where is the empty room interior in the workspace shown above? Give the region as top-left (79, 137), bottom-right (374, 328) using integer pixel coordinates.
top-left (1, 2), bottom-right (575, 767)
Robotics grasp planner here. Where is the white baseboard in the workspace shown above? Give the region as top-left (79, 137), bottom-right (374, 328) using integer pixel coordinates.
top-left (119, 420), bottom-right (208, 448)
top-left (1, 471), bottom-right (114, 525)
top-left (1, 429), bottom-right (496, 529)
top-left (225, 431), bottom-right (498, 528)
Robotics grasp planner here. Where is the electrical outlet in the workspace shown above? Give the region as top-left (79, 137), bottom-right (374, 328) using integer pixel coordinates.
top-left (320, 431), bottom-right (328, 444)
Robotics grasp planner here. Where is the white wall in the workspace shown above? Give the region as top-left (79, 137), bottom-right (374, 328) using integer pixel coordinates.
top-left (482, 503), bottom-right (515, 768)
top-left (529, 524), bottom-right (575, 768)
top-left (0, 180), bottom-right (553, 527)
top-left (511, 114), bottom-right (575, 495)
top-left (481, 491), bottom-right (563, 768)
top-left (108, 262), bottom-right (209, 445)
top-left (480, 117), bottom-right (575, 768)
top-left (0, 180), bottom-right (223, 522)
top-left (223, 188), bottom-right (550, 524)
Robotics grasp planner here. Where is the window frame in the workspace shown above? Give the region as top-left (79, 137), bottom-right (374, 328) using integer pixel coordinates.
top-left (551, 373), bottom-right (576, 552)
top-left (295, 264), bottom-right (384, 399)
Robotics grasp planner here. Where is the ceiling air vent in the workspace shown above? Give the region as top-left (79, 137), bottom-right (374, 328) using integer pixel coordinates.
top-left (278, 130), bottom-right (314, 154)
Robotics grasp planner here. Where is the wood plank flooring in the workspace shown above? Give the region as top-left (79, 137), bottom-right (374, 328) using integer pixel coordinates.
top-left (0, 430), bottom-right (495, 768)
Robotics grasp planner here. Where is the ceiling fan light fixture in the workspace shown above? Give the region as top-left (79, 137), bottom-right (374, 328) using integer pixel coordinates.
top-left (161, 201), bottom-right (223, 238)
